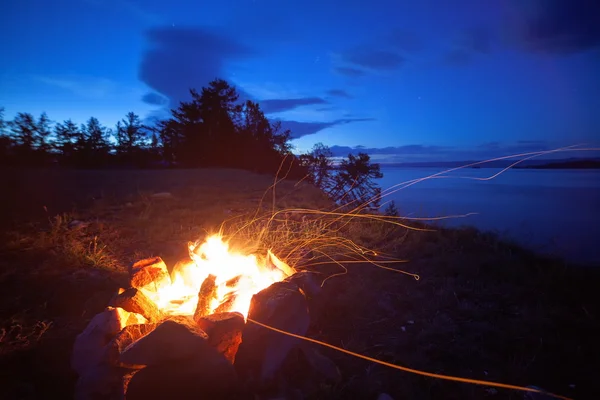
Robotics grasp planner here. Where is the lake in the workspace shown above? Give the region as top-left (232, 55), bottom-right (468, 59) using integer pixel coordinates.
top-left (378, 167), bottom-right (600, 266)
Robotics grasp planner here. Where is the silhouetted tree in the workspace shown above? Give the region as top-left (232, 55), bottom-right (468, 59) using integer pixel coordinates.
top-left (10, 112), bottom-right (37, 150)
top-left (0, 107), bottom-right (14, 164)
top-left (170, 79), bottom-right (242, 166)
top-left (236, 100), bottom-right (294, 172)
top-left (78, 117), bottom-right (111, 167)
top-left (383, 200), bottom-right (399, 217)
top-left (36, 112), bottom-right (52, 154)
top-left (54, 119), bottom-right (80, 164)
top-left (154, 119), bottom-right (183, 165)
top-left (116, 112), bottom-right (146, 160)
top-left (299, 143), bottom-right (335, 191)
top-left (331, 152), bottom-right (383, 211)
top-left (301, 144), bottom-right (383, 211)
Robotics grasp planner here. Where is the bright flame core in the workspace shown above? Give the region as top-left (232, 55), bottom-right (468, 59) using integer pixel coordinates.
top-left (144, 235), bottom-right (291, 319)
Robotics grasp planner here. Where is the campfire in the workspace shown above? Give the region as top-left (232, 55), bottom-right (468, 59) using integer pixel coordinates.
top-left (71, 234), bottom-right (332, 399)
top-left (135, 235), bottom-right (294, 319)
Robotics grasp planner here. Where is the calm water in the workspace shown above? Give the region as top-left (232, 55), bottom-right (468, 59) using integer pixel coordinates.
top-left (378, 167), bottom-right (600, 266)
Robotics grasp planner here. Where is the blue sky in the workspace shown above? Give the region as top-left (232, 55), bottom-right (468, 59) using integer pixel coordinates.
top-left (1, 0), bottom-right (599, 162)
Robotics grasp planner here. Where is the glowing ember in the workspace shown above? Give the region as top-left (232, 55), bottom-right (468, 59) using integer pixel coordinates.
top-left (139, 235), bottom-right (293, 319)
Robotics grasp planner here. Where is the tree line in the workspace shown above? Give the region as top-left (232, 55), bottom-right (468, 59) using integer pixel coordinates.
top-left (0, 78), bottom-right (384, 210)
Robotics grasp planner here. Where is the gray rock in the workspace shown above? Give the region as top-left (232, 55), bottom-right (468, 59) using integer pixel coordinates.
top-left (125, 348), bottom-right (239, 400)
top-left (71, 307), bottom-right (146, 376)
top-left (283, 271), bottom-right (322, 299)
top-left (196, 312), bottom-right (245, 363)
top-left (74, 364), bottom-right (130, 400)
top-left (120, 317), bottom-right (208, 367)
top-left (234, 281), bottom-right (310, 388)
top-left (104, 323), bottom-right (157, 368)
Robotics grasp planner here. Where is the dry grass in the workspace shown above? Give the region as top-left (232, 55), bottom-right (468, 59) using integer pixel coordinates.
top-left (0, 167), bottom-right (599, 400)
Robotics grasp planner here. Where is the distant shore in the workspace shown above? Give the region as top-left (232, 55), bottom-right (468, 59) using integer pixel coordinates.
top-left (379, 157), bottom-right (600, 170)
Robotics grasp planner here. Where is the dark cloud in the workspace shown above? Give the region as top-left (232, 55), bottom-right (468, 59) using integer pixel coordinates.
top-left (334, 67), bottom-right (366, 77)
top-left (138, 27), bottom-right (256, 105)
top-left (329, 144), bottom-right (451, 157)
top-left (515, 0), bottom-right (600, 54)
top-left (315, 107), bottom-right (338, 112)
top-left (323, 141), bottom-right (555, 163)
top-left (326, 89), bottom-right (353, 99)
top-left (342, 48), bottom-right (404, 70)
top-left (141, 92), bottom-right (168, 106)
top-left (280, 118), bottom-right (376, 139)
top-left (260, 97), bottom-right (328, 114)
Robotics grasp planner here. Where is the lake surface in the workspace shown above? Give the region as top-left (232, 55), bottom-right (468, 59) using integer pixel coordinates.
top-left (378, 167), bottom-right (600, 266)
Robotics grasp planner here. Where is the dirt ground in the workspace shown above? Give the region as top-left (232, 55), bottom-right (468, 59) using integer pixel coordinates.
top-left (1, 167), bottom-right (598, 400)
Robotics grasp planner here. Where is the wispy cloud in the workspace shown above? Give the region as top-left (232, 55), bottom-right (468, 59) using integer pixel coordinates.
top-left (281, 117), bottom-right (376, 139)
top-left (333, 66), bottom-right (367, 77)
top-left (34, 75), bottom-right (117, 99)
top-left (141, 92), bottom-right (168, 106)
top-left (325, 141), bottom-right (557, 163)
top-left (326, 89), bottom-right (353, 99)
top-left (341, 48), bottom-right (404, 70)
top-left (260, 97), bottom-right (329, 114)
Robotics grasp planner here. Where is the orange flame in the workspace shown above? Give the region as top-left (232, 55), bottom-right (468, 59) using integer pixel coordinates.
top-left (149, 234), bottom-right (293, 318)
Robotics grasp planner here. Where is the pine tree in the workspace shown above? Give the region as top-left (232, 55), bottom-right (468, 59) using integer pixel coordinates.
top-left (116, 112), bottom-right (146, 157)
top-left (10, 112), bottom-right (37, 150)
top-left (54, 119), bottom-right (80, 162)
top-left (36, 112), bottom-right (52, 153)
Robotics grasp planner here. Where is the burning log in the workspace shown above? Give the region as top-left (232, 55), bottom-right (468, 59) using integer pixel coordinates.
top-left (196, 312), bottom-right (245, 363)
top-left (213, 292), bottom-right (237, 314)
top-left (193, 274), bottom-right (218, 320)
top-left (129, 256), bottom-right (171, 293)
top-left (108, 287), bottom-right (163, 323)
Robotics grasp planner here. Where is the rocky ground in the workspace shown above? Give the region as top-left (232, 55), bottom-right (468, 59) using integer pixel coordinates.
top-left (1, 167), bottom-right (599, 399)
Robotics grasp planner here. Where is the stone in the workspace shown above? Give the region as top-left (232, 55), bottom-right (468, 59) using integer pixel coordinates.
top-left (126, 352), bottom-right (239, 400)
top-left (74, 364), bottom-right (128, 400)
top-left (285, 271), bottom-right (323, 321)
top-left (71, 307), bottom-right (147, 376)
top-left (108, 287), bottom-right (162, 322)
top-left (104, 323), bottom-right (157, 368)
top-left (196, 312), bottom-right (245, 363)
top-left (129, 257), bottom-right (171, 293)
top-left (284, 271), bottom-right (322, 299)
top-left (120, 317), bottom-right (208, 367)
top-left (234, 281), bottom-right (310, 388)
